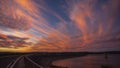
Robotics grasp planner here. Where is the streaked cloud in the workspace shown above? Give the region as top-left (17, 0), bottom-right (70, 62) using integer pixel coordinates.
top-left (0, 0), bottom-right (120, 52)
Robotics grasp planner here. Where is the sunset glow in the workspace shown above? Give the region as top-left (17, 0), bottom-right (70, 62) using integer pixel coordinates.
top-left (0, 0), bottom-right (120, 52)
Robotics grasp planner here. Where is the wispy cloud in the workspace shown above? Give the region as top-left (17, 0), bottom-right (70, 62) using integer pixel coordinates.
top-left (0, 0), bottom-right (120, 52)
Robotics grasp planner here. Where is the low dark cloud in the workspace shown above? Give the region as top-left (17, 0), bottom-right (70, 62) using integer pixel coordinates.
top-left (0, 33), bottom-right (29, 48)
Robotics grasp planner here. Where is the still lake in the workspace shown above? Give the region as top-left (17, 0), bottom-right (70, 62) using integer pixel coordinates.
top-left (53, 54), bottom-right (120, 68)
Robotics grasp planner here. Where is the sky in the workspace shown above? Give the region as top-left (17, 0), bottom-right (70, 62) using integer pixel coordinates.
top-left (0, 0), bottom-right (120, 52)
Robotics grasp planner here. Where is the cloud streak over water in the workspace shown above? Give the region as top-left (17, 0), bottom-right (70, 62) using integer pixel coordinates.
top-left (0, 0), bottom-right (120, 52)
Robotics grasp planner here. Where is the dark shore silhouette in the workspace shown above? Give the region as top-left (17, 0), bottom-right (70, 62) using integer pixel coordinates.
top-left (0, 51), bottom-right (120, 68)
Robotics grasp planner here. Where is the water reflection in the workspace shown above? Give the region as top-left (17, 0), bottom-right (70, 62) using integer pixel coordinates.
top-left (53, 54), bottom-right (120, 68)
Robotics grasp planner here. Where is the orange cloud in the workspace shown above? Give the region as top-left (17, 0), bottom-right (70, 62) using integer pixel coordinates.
top-left (0, 0), bottom-right (120, 52)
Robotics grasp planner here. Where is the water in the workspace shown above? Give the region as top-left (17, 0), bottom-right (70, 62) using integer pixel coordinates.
top-left (53, 54), bottom-right (120, 68)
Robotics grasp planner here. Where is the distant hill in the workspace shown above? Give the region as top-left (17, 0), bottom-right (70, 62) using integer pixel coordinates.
top-left (0, 51), bottom-right (120, 57)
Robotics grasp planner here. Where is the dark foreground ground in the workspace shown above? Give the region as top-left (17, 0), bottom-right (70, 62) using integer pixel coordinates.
top-left (0, 51), bottom-right (120, 68)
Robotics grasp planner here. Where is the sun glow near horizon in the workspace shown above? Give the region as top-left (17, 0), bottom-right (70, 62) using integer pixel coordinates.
top-left (0, 0), bottom-right (120, 52)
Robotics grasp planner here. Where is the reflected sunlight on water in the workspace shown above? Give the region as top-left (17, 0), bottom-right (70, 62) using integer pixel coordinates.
top-left (53, 54), bottom-right (120, 68)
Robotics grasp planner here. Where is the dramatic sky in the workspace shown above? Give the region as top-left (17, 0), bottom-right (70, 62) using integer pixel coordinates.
top-left (0, 0), bottom-right (120, 52)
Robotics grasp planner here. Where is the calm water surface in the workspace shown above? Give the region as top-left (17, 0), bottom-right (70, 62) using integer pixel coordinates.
top-left (53, 54), bottom-right (120, 68)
